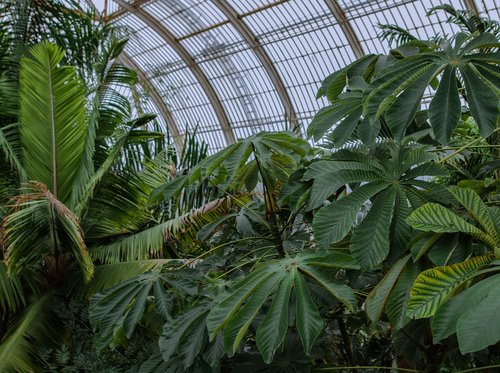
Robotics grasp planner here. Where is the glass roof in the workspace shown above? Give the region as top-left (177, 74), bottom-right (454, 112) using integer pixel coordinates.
top-left (90, 0), bottom-right (499, 153)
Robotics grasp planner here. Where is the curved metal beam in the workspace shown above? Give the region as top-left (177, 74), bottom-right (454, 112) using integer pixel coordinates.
top-left (113, 0), bottom-right (236, 145)
top-left (211, 0), bottom-right (299, 133)
top-left (118, 53), bottom-right (184, 152)
top-left (462, 0), bottom-right (479, 15)
top-left (323, 0), bottom-right (364, 58)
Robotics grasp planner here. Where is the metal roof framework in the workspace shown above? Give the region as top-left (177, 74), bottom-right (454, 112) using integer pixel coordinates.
top-left (95, 0), bottom-right (497, 153)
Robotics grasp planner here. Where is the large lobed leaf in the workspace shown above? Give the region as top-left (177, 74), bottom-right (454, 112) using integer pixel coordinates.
top-left (406, 187), bottom-right (499, 249)
top-left (206, 251), bottom-right (358, 361)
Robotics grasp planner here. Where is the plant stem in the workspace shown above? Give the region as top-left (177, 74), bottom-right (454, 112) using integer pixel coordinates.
top-left (251, 143), bottom-right (285, 258)
top-left (316, 366), bottom-right (421, 372)
top-left (437, 128), bottom-right (500, 164)
top-left (456, 364), bottom-right (500, 373)
top-left (337, 317), bottom-right (356, 371)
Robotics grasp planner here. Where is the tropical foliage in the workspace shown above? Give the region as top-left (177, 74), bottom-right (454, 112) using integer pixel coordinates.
top-left (0, 1), bottom-right (499, 372)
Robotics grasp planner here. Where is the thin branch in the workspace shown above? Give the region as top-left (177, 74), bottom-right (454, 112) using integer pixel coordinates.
top-left (456, 364), bottom-right (500, 373)
top-left (316, 366), bottom-right (421, 372)
top-left (437, 128), bottom-right (500, 164)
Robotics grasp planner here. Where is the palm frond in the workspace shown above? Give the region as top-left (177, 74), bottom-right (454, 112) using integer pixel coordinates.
top-left (19, 41), bottom-right (87, 205)
top-left (0, 261), bottom-right (25, 312)
top-left (91, 196), bottom-right (247, 263)
top-left (3, 182), bottom-right (94, 281)
top-left (0, 124), bottom-right (24, 178)
top-left (69, 259), bottom-right (174, 299)
top-left (428, 5), bottom-right (500, 37)
top-left (377, 24), bottom-right (418, 46)
top-left (0, 294), bottom-right (58, 373)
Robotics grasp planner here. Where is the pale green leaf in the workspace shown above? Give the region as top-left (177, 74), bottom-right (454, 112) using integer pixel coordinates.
top-left (406, 255), bottom-right (493, 318)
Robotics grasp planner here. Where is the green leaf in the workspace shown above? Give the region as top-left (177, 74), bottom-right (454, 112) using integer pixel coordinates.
top-left (71, 260), bottom-right (170, 299)
top-left (0, 261), bottom-right (25, 312)
top-left (3, 183), bottom-right (94, 281)
top-left (122, 281), bottom-right (153, 339)
top-left (406, 255), bottom-right (493, 318)
top-left (385, 65), bottom-right (440, 140)
top-left (203, 334), bottom-right (225, 367)
top-left (366, 255), bottom-right (410, 322)
top-left (389, 189), bottom-right (412, 258)
top-left (329, 107), bottom-right (363, 148)
top-left (313, 181), bottom-right (388, 249)
top-left (459, 32), bottom-right (499, 56)
top-left (206, 268), bottom-right (273, 339)
top-left (300, 265), bottom-right (357, 311)
top-left (432, 274), bottom-right (500, 343)
top-left (150, 175), bottom-right (188, 204)
top-left (0, 294), bottom-right (57, 373)
top-left (307, 168), bottom-right (381, 210)
top-left (19, 41), bottom-right (87, 205)
top-left (294, 270), bottom-right (323, 355)
top-left (386, 260), bottom-right (420, 329)
top-left (206, 252), bottom-right (357, 361)
top-left (448, 186), bottom-right (499, 243)
top-left (256, 274), bottom-right (293, 364)
top-left (89, 273), bottom-right (164, 344)
top-left (401, 162), bottom-right (449, 181)
top-left (457, 284), bottom-right (500, 353)
top-left (92, 196), bottom-right (235, 263)
top-left (223, 271), bottom-right (284, 356)
top-left (349, 188), bottom-right (396, 269)
top-left (300, 251), bottom-right (360, 270)
top-left (318, 55), bottom-right (377, 101)
top-left (0, 125), bottom-right (24, 178)
top-left (307, 97), bottom-right (362, 141)
top-left (406, 203), bottom-right (497, 248)
top-left (154, 280), bottom-right (171, 320)
top-left (428, 64), bottom-right (461, 144)
top-left (159, 304), bottom-right (210, 367)
top-left (178, 312), bottom-right (209, 368)
top-left (364, 58), bottom-right (436, 122)
top-left (460, 63), bottom-right (499, 139)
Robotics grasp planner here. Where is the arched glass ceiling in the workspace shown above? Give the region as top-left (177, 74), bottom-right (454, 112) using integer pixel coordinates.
top-left (91, 0), bottom-right (499, 153)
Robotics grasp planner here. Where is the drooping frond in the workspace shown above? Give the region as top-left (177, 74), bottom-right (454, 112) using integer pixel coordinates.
top-left (91, 196), bottom-right (247, 263)
top-left (377, 24), bottom-right (418, 47)
top-left (0, 123), bottom-right (24, 178)
top-left (0, 294), bottom-right (58, 373)
top-left (70, 39), bottom-right (138, 213)
top-left (429, 5), bottom-right (500, 37)
top-left (3, 182), bottom-right (94, 281)
top-left (69, 259), bottom-right (174, 299)
top-left (0, 261), bottom-right (25, 312)
top-left (19, 41), bottom-right (87, 205)
top-left (73, 115), bottom-right (159, 217)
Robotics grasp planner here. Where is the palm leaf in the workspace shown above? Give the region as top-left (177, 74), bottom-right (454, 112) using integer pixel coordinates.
top-left (0, 261), bottom-right (25, 312)
top-left (0, 294), bottom-right (57, 373)
top-left (3, 182), bottom-right (94, 281)
top-left (69, 259), bottom-right (173, 298)
top-left (0, 124), bottom-right (24, 178)
top-left (91, 196), bottom-right (242, 263)
top-left (19, 41), bottom-right (87, 205)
